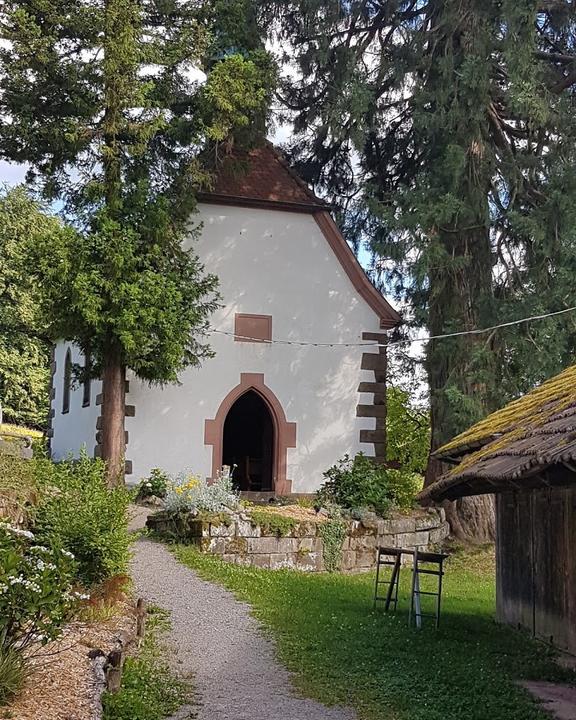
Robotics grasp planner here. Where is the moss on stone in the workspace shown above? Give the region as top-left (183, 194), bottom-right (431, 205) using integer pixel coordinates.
top-left (249, 510), bottom-right (299, 538)
top-left (197, 511), bottom-right (233, 527)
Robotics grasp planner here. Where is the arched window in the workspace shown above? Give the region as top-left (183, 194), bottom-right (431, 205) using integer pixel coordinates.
top-left (82, 350), bottom-right (91, 407)
top-left (62, 349), bottom-right (72, 414)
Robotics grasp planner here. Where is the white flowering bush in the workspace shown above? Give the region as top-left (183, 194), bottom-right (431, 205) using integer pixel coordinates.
top-left (0, 522), bottom-right (81, 652)
top-left (164, 468), bottom-right (239, 514)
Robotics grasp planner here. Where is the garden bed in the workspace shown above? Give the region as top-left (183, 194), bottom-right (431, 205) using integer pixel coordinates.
top-left (147, 505), bottom-right (449, 572)
top-left (4, 601), bottom-right (136, 720)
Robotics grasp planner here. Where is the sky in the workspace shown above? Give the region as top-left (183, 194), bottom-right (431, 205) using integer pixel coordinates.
top-left (0, 160), bottom-right (27, 186)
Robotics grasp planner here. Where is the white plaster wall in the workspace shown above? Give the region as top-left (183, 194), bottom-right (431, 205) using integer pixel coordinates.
top-left (126, 204), bottom-right (386, 492)
top-left (51, 341), bottom-right (102, 461)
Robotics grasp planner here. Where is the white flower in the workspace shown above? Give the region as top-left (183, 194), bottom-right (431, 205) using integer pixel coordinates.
top-left (6, 526), bottom-right (34, 539)
top-left (61, 549), bottom-right (75, 559)
top-left (30, 545), bottom-right (50, 553)
top-left (73, 591), bottom-right (90, 600)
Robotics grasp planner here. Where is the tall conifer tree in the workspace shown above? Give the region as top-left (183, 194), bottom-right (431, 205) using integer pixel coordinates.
top-left (264, 0), bottom-right (576, 538)
top-left (0, 0), bottom-right (275, 483)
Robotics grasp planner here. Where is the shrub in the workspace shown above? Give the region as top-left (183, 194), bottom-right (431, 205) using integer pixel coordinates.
top-left (0, 522), bottom-right (81, 653)
top-left (317, 454), bottom-right (422, 517)
top-left (136, 468), bottom-right (168, 501)
top-left (164, 468), bottom-right (239, 515)
top-left (0, 645), bottom-right (25, 706)
top-left (33, 453), bottom-right (131, 585)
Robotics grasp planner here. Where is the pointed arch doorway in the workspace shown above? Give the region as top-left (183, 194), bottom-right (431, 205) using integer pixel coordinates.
top-left (223, 390), bottom-right (274, 491)
top-left (204, 373), bottom-right (297, 496)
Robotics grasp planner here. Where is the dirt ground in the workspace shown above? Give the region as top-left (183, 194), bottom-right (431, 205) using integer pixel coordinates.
top-left (3, 604), bottom-right (135, 720)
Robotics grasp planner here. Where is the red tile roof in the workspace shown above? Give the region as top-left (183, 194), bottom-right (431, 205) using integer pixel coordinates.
top-left (201, 142), bottom-right (328, 210)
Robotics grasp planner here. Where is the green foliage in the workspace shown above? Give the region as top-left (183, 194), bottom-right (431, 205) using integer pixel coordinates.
top-left (33, 453), bottom-right (131, 585)
top-left (317, 454), bottom-right (420, 517)
top-left (137, 468), bottom-right (169, 500)
top-left (386, 387), bottom-right (430, 474)
top-left (249, 510), bottom-right (298, 537)
top-left (175, 545), bottom-right (575, 720)
top-left (269, 0), bottom-right (576, 452)
top-left (0, 188), bottom-right (63, 428)
top-left (0, 1), bottom-right (276, 475)
top-left (0, 451), bottom-right (40, 525)
top-left (0, 645), bottom-right (25, 706)
top-left (0, 521), bottom-right (79, 653)
top-left (317, 518), bottom-right (346, 573)
top-left (102, 607), bottom-right (188, 720)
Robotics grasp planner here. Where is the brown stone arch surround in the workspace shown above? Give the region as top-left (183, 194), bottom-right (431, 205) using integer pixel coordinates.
top-left (204, 373), bottom-right (297, 495)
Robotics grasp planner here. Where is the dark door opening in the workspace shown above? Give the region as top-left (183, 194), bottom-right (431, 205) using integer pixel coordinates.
top-left (223, 390), bottom-right (274, 492)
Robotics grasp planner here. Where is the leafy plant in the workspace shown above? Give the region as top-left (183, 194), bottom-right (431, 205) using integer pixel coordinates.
top-left (164, 468), bottom-right (239, 515)
top-left (33, 453), bottom-right (131, 585)
top-left (137, 469), bottom-right (169, 501)
top-left (0, 522), bottom-right (81, 653)
top-left (0, 645), bottom-right (25, 706)
top-left (318, 519), bottom-right (347, 573)
top-left (317, 454), bottom-right (421, 517)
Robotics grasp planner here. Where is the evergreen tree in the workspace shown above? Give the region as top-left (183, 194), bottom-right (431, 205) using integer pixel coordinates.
top-left (0, 0), bottom-right (275, 483)
top-left (265, 0), bottom-right (576, 538)
top-left (0, 188), bottom-right (65, 429)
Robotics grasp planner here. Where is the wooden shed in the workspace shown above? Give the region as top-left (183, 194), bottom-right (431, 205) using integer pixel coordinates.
top-left (420, 365), bottom-right (576, 654)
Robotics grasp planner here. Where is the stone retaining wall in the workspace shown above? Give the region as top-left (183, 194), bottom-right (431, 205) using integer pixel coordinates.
top-left (147, 507), bottom-right (450, 573)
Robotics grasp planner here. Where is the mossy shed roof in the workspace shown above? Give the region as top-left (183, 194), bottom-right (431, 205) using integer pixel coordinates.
top-left (419, 364), bottom-right (576, 503)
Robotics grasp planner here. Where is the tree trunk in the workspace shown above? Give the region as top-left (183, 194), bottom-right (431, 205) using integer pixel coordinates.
top-left (100, 350), bottom-right (126, 487)
top-left (424, 225), bottom-right (496, 543)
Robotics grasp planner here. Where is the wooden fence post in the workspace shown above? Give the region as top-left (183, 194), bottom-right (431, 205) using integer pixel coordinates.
top-left (136, 598), bottom-right (147, 641)
top-left (106, 649), bottom-right (123, 694)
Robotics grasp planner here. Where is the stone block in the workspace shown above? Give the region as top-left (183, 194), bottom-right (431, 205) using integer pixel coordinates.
top-left (210, 522), bottom-right (235, 538)
top-left (297, 538), bottom-right (314, 552)
top-left (415, 515), bottom-right (437, 531)
top-left (293, 521), bottom-right (318, 537)
top-left (247, 536), bottom-right (279, 554)
top-left (396, 531), bottom-right (430, 548)
top-left (377, 519), bottom-right (393, 535)
top-left (376, 535), bottom-right (397, 550)
top-left (222, 554), bottom-right (240, 565)
top-left (207, 538), bottom-right (228, 554)
top-left (389, 517), bottom-right (417, 534)
top-left (429, 524), bottom-right (450, 544)
top-left (296, 552), bottom-right (322, 572)
top-left (269, 553), bottom-right (293, 570)
top-left (359, 512), bottom-right (379, 530)
top-left (356, 549), bottom-right (377, 568)
top-left (277, 537), bottom-right (299, 554)
top-left (349, 535), bottom-right (377, 551)
top-left (250, 554), bottom-right (271, 569)
top-left (237, 519), bottom-right (260, 537)
top-left (340, 550), bottom-right (357, 571)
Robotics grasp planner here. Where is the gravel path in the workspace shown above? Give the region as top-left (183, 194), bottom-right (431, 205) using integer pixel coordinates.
top-left (131, 537), bottom-right (357, 720)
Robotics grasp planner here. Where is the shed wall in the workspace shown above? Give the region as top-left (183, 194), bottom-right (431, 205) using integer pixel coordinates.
top-left (496, 488), bottom-right (576, 654)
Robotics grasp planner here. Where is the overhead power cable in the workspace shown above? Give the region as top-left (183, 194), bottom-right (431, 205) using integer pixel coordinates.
top-left (210, 304), bottom-right (576, 349)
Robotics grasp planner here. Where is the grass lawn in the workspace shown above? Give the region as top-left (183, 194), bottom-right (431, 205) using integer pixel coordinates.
top-left (174, 544), bottom-right (575, 720)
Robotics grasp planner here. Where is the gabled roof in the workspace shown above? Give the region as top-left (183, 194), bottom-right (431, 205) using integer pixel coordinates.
top-left (420, 365), bottom-right (576, 502)
top-left (199, 142), bottom-right (401, 330)
top-left (199, 142), bottom-right (329, 212)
